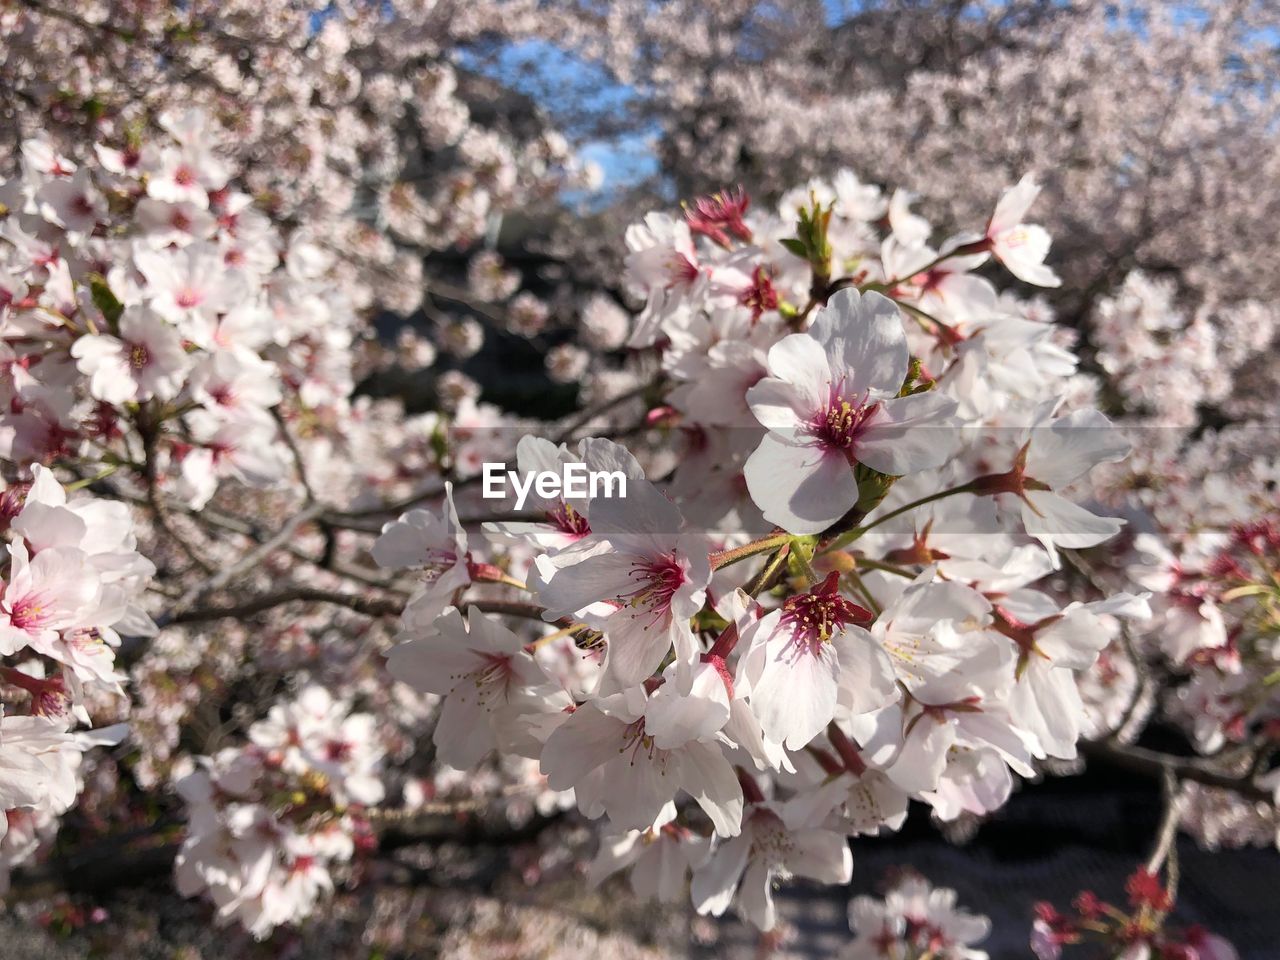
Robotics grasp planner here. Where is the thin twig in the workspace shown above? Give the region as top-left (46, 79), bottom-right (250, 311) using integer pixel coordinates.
top-left (139, 414), bottom-right (214, 574)
top-left (171, 502), bottom-right (327, 612)
top-left (552, 378), bottom-right (656, 445)
top-left (1081, 739), bottom-right (1270, 803)
top-left (163, 586), bottom-right (404, 625)
top-left (744, 545), bottom-right (791, 597)
top-left (272, 406), bottom-right (317, 504)
top-left (1145, 767), bottom-right (1185, 876)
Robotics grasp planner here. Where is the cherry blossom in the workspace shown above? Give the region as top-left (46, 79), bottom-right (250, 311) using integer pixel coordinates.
top-left (174, 686), bottom-right (382, 938)
top-left (0, 544), bottom-right (100, 657)
top-left (848, 874), bottom-right (991, 960)
top-left (973, 403), bottom-right (1132, 556)
top-left (585, 803), bottom-right (712, 903)
top-left (372, 485), bottom-right (472, 630)
top-left (70, 306), bottom-right (192, 405)
top-left (0, 13), bottom-right (1268, 946)
top-left (691, 802), bottom-right (852, 930)
top-left (534, 479), bottom-right (711, 690)
top-left (744, 289), bottom-right (958, 534)
top-left (979, 175), bottom-right (1062, 288)
top-left (386, 606), bottom-right (549, 769)
top-left (541, 684), bottom-right (743, 837)
top-left (736, 572), bottom-right (895, 750)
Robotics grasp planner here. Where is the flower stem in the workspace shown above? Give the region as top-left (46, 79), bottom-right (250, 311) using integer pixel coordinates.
top-left (66, 463), bottom-right (119, 492)
top-left (709, 532), bottom-right (790, 571)
top-left (844, 568), bottom-right (882, 615)
top-left (853, 557), bottom-right (916, 579)
top-left (822, 481), bottom-right (978, 553)
top-left (744, 545), bottom-right (791, 597)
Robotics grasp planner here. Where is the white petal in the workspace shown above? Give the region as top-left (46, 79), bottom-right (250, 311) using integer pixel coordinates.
top-left (599, 613), bottom-right (682, 692)
top-left (1022, 491), bottom-right (1124, 550)
top-left (645, 663), bottom-right (730, 748)
top-left (886, 712), bottom-right (952, 794)
top-left (678, 740), bottom-right (744, 837)
top-left (810, 289), bottom-right (909, 397)
top-left (591, 478), bottom-right (685, 542)
top-left (744, 434), bottom-right (857, 535)
top-left (540, 706), bottom-right (624, 791)
top-left (989, 174), bottom-right (1041, 235)
top-left (691, 834), bottom-right (750, 916)
top-left (536, 549), bottom-right (637, 619)
top-left (1025, 408), bottom-right (1129, 489)
top-left (762, 332), bottom-right (831, 408)
top-left (737, 859), bottom-right (777, 930)
top-left (788, 829), bottom-right (852, 884)
top-left (602, 753), bottom-right (678, 832)
top-left (832, 627), bottom-right (900, 717)
top-left (854, 392), bottom-right (958, 476)
top-left (745, 376), bottom-right (812, 433)
top-left (750, 635), bottom-right (839, 750)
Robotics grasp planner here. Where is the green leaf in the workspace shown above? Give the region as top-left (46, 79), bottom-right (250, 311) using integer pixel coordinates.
top-left (89, 274), bottom-right (124, 328)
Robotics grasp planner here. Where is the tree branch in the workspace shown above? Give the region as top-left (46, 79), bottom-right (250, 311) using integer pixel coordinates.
top-left (163, 586), bottom-right (404, 625)
top-left (1081, 739), bottom-right (1272, 804)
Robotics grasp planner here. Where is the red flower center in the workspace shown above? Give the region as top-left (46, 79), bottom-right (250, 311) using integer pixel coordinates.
top-left (623, 553), bottom-right (687, 620)
top-left (780, 572), bottom-right (872, 652)
top-left (7, 591), bottom-right (52, 630)
top-left (547, 502), bottom-right (591, 539)
top-left (814, 390), bottom-right (880, 451)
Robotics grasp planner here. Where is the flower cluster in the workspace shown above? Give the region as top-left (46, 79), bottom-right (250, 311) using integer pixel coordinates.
top-left (0, 1), bottom-right (595, 319)
top-left (1126, 515), bottom-right (1280, 845)
top-left (173, 685), bottom-right (383, 937)
top-left (0, 465), bottom-right (148, 887)
top-left (0, 32), bottom-right (1270, 943)
top-left (0, 111), bottom-right (362, 507)
top-left (848, 873), bottom-right (991, 960)
top-left (362, 175), bottom-right (1162, 933)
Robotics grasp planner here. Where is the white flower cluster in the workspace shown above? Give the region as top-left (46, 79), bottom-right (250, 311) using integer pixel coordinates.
top-left (0, 109), bottom-right (357, 507)
top-left (365, 174), bottom-right (1152, 931)
top-left (848, 874), bottom-right (991, 960)
top-left (174, 685), bottom-right (384, 938)
top-left (0, 5), bottom-right (1269, 948)
top-left (0, 465), bottom-right (149, 886)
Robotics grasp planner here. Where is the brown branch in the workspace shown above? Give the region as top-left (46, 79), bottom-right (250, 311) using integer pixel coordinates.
top-left (8, 798), bottom-right (561, 898)
top-left (187, 501), bottom-right (404, 591)
top-left (170, 501), bottom-right (328, 613)
top-left (552, 378), bottom-right (657, 445)
top-left (164, 586), bottom-right (404, 625)
top-left (139, 412), bottom-right (215, 575)
top-left (1146, 767), bottom-right (1185, 906)
top-left (1081, 739), bottom-right (1272, 804)
top-left (320, 470), bottom-right (491, 526)
top-left (272, 406), bottom-right (317, 504)
top-left (468, 599), bottom-right (553, 622)
top-left (106, 485), bottom-right (406, 592)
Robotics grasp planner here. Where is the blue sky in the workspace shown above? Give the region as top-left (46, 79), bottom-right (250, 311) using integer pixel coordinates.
top-left (460, 2), bottom-right (866, 195)
top-left (459, 39), bottom-right (659, 194)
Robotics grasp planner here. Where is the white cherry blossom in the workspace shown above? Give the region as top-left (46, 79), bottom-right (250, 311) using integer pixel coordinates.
top-left (743, 289), bottom-right (958, 534)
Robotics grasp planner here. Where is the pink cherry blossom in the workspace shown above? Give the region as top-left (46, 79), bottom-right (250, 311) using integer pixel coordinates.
top-left (744, 289), bottom-right (958, 533)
